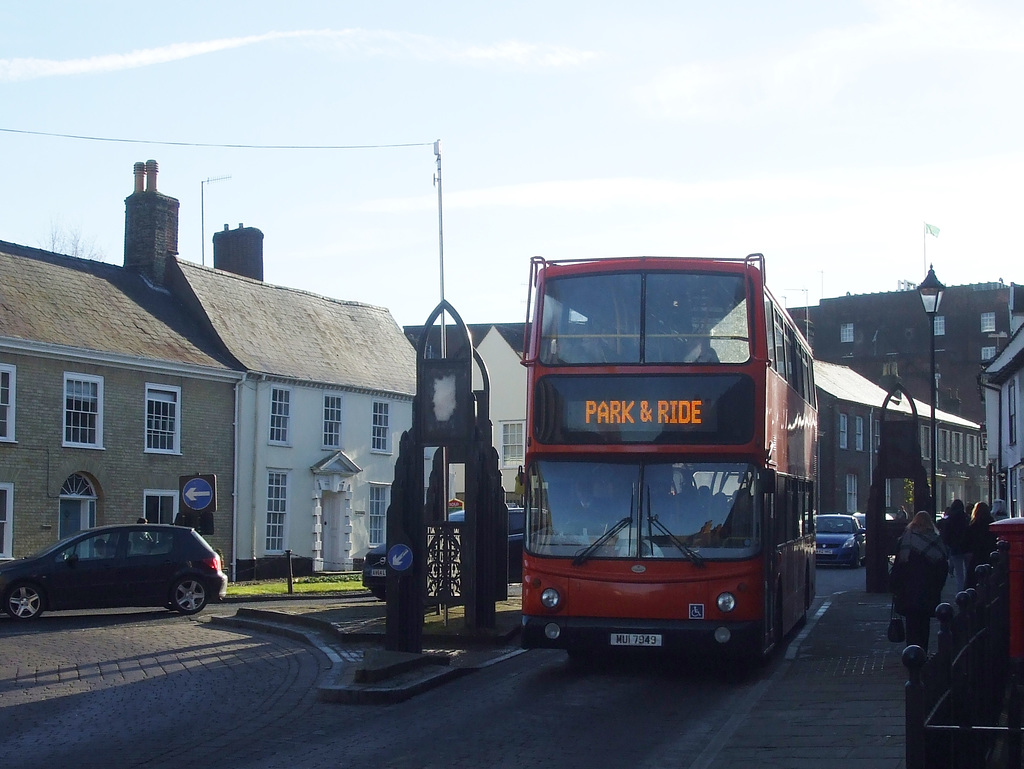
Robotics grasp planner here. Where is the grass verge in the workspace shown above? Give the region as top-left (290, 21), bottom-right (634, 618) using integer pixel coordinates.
top-left (226, 573), bottom-right (366, 597)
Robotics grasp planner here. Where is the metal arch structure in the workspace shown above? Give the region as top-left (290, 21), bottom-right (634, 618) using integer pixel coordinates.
top-left (385, 300), bottom-right (509, 653)
top-left (865, 383), bottom-right (933, 593)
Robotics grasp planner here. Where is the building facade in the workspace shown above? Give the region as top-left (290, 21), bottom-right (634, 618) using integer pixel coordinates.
top-left (0, 233), bottom-right (240, 564)
top-left (982, 284), bottom-right (1024, 516)
top-left (1, 159), bottom-right (417, 581)
top-left (154, 193), bottom-right (416, 580)
top-left (795, 280), bottom-right (1012, 427)
top-left (816, 360), bottom-right (986, 517)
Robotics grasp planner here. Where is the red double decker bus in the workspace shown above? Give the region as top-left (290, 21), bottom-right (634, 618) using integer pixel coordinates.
top-left (521, 254), bottom-right (817, 660)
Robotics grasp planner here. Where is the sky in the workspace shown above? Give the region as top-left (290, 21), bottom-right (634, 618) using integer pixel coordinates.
top-left (3, 1), bottom-right (1024, 327)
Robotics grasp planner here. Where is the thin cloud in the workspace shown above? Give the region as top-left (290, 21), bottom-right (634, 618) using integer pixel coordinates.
top-left (0, 29), bottom-right (597, 82)
top-left (0, 32), bottom-right (295, 81)
top-left (358, 151), bottom-right (1024, 217)
top-left (358, 175), bottom-right (851, 214)
top-left (635, 0), bottom-right (1024, 121)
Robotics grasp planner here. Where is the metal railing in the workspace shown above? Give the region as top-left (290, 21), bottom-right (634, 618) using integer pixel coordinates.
top-left (904, 541), bottom-right (1022, 768)
top-left (426, 521), bottom-right (462, 606)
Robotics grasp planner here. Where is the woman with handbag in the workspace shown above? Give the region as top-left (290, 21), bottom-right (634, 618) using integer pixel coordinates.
top-left (890, 511), bottom-right (949, 653)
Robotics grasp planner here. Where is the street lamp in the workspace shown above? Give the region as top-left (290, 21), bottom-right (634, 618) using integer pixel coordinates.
top-left (918, 265), bottom-right (945, 517)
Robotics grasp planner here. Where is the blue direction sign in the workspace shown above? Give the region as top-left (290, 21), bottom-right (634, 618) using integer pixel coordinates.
top-left (179, 474), bottom-right (217, 514)
top-left (387, 543), bottom-right (414, 572)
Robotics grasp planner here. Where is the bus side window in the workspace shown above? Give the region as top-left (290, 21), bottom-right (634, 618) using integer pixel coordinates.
top-left (773, 309), bottom-right (787, 377)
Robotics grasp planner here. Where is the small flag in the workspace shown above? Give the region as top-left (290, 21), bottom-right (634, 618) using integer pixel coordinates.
top-left (925, 223), bottom-right (940, 237)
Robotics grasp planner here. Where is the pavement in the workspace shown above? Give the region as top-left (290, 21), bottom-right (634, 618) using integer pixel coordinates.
top-left (209, 582), bottom-right (962, 768)
top-left (210, 592), bottom-right (526, 704)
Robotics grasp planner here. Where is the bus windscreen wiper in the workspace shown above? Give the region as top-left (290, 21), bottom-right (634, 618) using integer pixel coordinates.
top-left (645, 490), bottom-right (705, 567)
top-left (646, 514), bottom-right (706, 567)
top-left (572, 516), bottom-right (633, 567)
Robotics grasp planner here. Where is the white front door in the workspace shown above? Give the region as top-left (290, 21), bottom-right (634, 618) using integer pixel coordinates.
top-left (322, 492), bottom-right (344, 569)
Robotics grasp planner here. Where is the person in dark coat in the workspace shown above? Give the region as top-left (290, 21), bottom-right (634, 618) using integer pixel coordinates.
top-left (939, 499), bottom-right (969, 592)
top-left (964, 501), bottom-right (998, 590)
top-left (891, 511), bottom-right (949, 653)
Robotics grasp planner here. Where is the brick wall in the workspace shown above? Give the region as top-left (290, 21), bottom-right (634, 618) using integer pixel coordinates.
top-left (0, 350), bottom-right (236, 563)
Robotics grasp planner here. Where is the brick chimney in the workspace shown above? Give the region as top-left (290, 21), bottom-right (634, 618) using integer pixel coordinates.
top-left (124, 160), bottom-right (179, 286)
top-left (213, 223), bottom-right (264, 281)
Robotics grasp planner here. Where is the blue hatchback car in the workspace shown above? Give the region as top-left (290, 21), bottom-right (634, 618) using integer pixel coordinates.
top-left (814, 514), bottom-right (866, 568)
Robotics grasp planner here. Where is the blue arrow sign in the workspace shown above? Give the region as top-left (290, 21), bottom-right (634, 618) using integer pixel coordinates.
top-left (182, 477), bottom-right (214, 511)
top-left (387, 543), bottom-right (413, 572)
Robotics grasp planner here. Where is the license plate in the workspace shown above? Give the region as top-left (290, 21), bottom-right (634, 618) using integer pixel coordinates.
top-left (610, 633), bottom-right (662, 647)
top-left (370, 568), bottom-right (386, 577)
top-left (815, 548), bottom-right (828, 555)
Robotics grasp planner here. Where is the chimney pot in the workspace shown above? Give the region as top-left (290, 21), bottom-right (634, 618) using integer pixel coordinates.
top-left (124, 159), bottom-right (179, 287)
top-left (145, 159), bottom-right (158, 192)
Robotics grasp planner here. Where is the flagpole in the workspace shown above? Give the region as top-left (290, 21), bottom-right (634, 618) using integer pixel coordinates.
top-left (923, 222), bottom-right (940, 275)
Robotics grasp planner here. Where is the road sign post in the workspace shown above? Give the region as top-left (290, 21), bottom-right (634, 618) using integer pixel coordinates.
top-left (178, 474), bottom-right (217, 534)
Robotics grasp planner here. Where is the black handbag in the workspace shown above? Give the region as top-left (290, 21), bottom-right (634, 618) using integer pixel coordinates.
top-left (887, 600), bottom-right (905, 643)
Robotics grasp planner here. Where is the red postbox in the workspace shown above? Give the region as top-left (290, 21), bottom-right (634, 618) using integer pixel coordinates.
top-left (992, 518), bottom-right (1024, 659)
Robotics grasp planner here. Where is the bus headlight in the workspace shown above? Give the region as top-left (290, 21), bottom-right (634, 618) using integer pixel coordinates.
top-left (540, 588), bottom-right (561, 609)
top-left (716, 592), bottom-right (737, 613)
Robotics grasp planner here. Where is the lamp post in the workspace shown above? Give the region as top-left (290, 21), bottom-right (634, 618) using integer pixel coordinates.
top-left (918, 265), bottom-right (945, 518)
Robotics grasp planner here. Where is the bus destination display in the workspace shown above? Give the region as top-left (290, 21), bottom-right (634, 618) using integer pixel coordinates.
top-left (533, 374), bottom-right (754, 445)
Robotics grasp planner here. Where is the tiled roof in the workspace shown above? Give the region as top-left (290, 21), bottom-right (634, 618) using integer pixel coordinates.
top-left (176, 260), bottom-right (415, 395)
top-left (815, 360), bottom-right (978, 428)
top-left (0, 241), bottom-right (236, 371)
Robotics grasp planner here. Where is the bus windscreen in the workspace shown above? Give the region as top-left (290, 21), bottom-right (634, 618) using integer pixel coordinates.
top-left (526, 459), bottom-right (760, 561)
top-left (540, 271), bottom-right (750, 365)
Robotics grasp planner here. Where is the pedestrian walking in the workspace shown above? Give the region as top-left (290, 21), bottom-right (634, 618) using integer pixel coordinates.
top-left (939, 499), bottom-right (969, 592)
top-left (891, 511), bottom-right (949, 653)
top-left (964, 501), bottom-right (998, 590)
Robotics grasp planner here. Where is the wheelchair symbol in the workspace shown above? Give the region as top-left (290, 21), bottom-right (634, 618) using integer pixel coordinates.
top-left (689, 604), bottom-right (705, 620)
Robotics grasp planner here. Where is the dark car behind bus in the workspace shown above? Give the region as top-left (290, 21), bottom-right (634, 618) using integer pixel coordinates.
top-left (361, 506), bottom-right (524, 600)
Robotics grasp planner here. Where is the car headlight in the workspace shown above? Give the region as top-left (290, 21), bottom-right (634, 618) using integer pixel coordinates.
top-left (716, 592), bottom-right (736, 613)
top-left (842, 536), bottom-right (856, 549)
top-left (540, 588), bottom-right (561, 609)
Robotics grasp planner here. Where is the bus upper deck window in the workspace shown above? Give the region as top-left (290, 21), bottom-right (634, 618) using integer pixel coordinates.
top-left (540, 274), bottom-right (641, 365)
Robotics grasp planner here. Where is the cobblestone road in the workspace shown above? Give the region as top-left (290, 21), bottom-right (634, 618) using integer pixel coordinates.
top-left (0, 609), bottom-right (328, 769)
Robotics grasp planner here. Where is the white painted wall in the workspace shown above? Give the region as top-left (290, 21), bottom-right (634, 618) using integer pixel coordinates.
top-left (233, 375), bottom-right (412, 573)
top-left (476, 327), bottom-right (528, 499)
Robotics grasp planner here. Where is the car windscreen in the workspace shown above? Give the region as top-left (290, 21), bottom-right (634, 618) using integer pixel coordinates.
top-left (817, 516), bottom-right (857, 534)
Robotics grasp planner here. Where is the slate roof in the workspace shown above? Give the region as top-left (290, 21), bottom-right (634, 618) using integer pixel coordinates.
top-left (175, 260), bottom-right (415, 396)
top-left (404, 322), bottom-right (528, 356)
top-left (815, 360), bottom-right (978, 429)
top-left (0, 240), bottom-right (236, 371)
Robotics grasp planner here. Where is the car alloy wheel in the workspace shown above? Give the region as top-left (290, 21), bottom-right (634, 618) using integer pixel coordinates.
top-left (5, 583), bottom-right (44, 620)
top-left (172, 578), bottom-right (208, 615)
